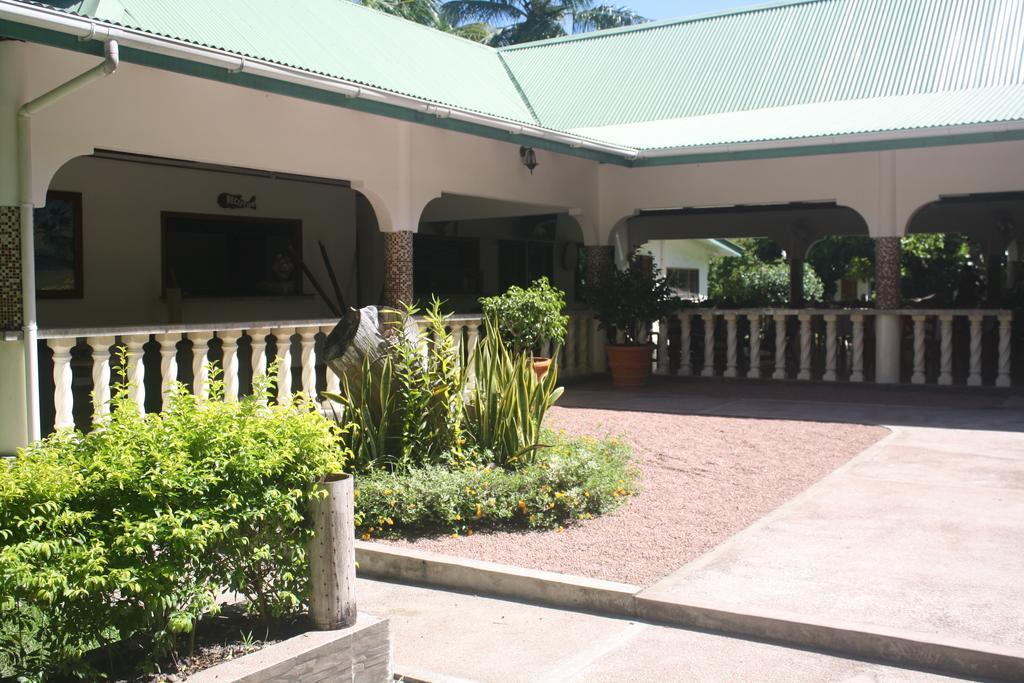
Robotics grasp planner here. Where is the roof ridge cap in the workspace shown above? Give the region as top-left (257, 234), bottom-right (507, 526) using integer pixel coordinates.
top-left (498, 0), bottom-right (836, 52)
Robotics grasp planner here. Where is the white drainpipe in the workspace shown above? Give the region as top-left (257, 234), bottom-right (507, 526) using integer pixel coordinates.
top-left (17, 39), bottom-right (119, 441)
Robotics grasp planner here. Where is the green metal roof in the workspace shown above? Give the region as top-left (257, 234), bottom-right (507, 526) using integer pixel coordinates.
top-left (7, 0), bottom-right (1024, 160)
top-left (41, 0), bottom-right (538, 124)
top-left (500, 0), bottom-right (1024, 133)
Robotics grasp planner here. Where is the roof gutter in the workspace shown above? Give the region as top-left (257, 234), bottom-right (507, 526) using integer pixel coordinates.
top-left (634, 120), bottom-right (1024, 160)
top-left (0, 0), bottom-right (639, 160)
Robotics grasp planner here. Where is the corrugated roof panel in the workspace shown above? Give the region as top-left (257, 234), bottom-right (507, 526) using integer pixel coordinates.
top-left (499, 0), bottom-right (1024, 131)
top-left (570, 83), bottom-right (1024, 150)
top-left (47, 0), bottom-right (538, 124)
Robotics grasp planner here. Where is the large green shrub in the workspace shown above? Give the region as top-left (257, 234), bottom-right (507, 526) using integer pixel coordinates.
top-left (354, 432), bottom-right (635, 539)
top-left (0, 367), bottom-right (347, 681)
top-left (478, 277), bottom-right (568, 355)
top-left (708, 258), bottom-right (823, 306)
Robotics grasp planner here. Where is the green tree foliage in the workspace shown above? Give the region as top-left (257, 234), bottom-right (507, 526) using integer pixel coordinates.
top-left (439, 0), bottom-right (647, 46)
top-left (806, 236), bottom-right (875, 301)
top-left (901, 233), bottom-right (981, 306)
top-left (707, 239), bottom-right (823, 306)
top-left (0, 362), bottom-right (347, 680)
top-left (584, 250), bottom-right (680, 344)
top-left (479, 276), bottom-right (569, 354)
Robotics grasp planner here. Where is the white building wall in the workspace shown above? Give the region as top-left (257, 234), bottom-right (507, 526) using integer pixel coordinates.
top-left (642, 240), bottom-right (728, 299)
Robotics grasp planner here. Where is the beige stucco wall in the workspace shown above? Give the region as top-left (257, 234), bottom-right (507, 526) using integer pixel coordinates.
top-left (38, 155), bottom-right (358, 328)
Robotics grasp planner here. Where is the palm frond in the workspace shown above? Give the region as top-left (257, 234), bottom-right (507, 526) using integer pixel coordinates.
top-left (440, 0), bottom-right (525, 27)
top-left (572, 5), bottom-right (647, 33)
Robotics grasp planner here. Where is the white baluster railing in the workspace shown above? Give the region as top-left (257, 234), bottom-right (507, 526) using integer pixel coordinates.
top-left (36, 308), bottom-right (1012, 433)
top-left (660, 308), bottom-right (1012, 388)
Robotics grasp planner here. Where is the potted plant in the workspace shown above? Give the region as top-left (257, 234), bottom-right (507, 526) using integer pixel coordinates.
top-left (584, 250), bottom-right (680, 387)
top-left (479, 277), bottom-right (569, 377)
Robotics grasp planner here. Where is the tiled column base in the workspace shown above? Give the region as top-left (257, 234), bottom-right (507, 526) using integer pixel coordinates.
top-left (382, 231), bottom-right (413, 310)
top-left (0, 206), bottom-right (22, 331)
top-left (874, 236), bottom-right (902, 309)
top-left (583, 245), bottom-right (613, 289)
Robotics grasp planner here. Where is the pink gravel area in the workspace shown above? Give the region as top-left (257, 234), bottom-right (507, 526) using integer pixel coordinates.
top-left (380, 406), bottom-right (888, 586)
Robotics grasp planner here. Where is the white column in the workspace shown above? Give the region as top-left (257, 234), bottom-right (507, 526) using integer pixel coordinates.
top-left (656, 317), bottom-right (670, 376)
top-left (747, 313), bottom-right (762, 379)
top-left (273, 327), bottom-right (295, 403)
top-left (87, 335), bottom-right (115, 418)
top-left (823, 314), bottom-right (838, 382)
top-left (875, 313), bottom-right (902, 384)
top-left (249, 327), bottom-right (270, 405)
top-left (911, 315), bottom-right (927, 385)
top-left (997, 312), bottom-right (1012, 388)
top-left (724, 313), bottom-right (738, 378)
top-left (938, 314), bottom-right (954, 386)
top-left (124, 334), bottom-right (148, 414)
top-left (49, 339), bottom-right (75, 430)
top-left (221, 333), bottom-right (240, 402)
top-left (772, 312), bottom-right (787, 380)
top-left (298, 327), bottom-right (319, 399)
top-left (968, 313), bottom-right (983, 387)
top-left (677, 312), bottom-right (692, 377)
top-left (320, 324), bottom-right (342, 397)
top-left (701, 311), bottom-right (715, 377)
top-left (797, 312), bottom-right (812, 381)
top-left (850, 314), bottom-right (865, 382)
top-left (465, 320), bottom-right (481, 378)
top-left (155, 333), bottom-right (180, 409)
top-left (590, 316), bottom-right (606, 372)
top-left (190, 333), bottom-right (212, 399)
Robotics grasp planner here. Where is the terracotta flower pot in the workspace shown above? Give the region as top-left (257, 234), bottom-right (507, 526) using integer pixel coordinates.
top-left (532, 357), bottom-right (552, 379)
top-left (606, 344), bottom-right (654, 388)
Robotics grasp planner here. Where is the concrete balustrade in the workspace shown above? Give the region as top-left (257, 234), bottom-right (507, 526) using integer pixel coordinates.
top-left (658, 308), bottom-right (1012, 388)
top-left (39, 311), bottom-right (600, 433)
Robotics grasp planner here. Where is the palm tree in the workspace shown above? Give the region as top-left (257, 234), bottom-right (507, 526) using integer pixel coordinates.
top-left (357, 0), bottom-right (493, 41)
top-left (439, 0), bottom-right (647, 46)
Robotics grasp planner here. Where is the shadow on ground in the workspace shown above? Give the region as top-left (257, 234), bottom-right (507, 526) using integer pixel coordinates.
top-left (560, 376), bottom-right (1024, 433)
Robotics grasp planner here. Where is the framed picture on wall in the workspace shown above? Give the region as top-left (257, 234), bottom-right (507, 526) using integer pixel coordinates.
top-left (34, 190), bottom-right (83, 298)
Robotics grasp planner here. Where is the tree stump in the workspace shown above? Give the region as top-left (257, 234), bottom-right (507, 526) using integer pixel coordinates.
top-left (322, 306), bottom-right (388, 397)
top-left (308, 473), bottom-right (357, 630)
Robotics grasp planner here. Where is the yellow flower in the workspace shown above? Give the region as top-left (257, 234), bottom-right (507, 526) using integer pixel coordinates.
top-left (450, 532), bottom-right (459, 538)
top-left (360, 533), bottom-right (371, 541)
top-left (517, 500), bottom-right (527, 511)
top-left (453, 514), bottom-right (462, 521)
top-left (383, 488), bottom-right (393, 495)
top-left (467, 528), bottom-right (475, 536)
top-left (475, 503), bottom-right (483, 519)
top-left (354, 489), bottom-right (360, 498)
top-left (386, 517), bottom-right (394, 526)
top-left (556, 526), bottom-right (565, 534)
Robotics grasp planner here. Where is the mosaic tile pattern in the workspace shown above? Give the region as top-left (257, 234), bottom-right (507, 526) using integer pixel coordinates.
top-left (0, 206), bottom-right (22, 330)
top-left (583, 245), bottom-right (613, 288)
top-left (382, 230), bottom-right (413, 309)
top-left (874, 236), bottom-right (902, 310)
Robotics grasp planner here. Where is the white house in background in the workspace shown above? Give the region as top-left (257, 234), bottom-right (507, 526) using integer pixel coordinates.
top-left (641, 239), bottom-right (742, 301)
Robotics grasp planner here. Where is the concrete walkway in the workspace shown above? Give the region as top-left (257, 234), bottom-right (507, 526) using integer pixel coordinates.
top-left (367, 382), bottom-right (1024, 680)
top-left (361, 578), bottom-right (956, 682)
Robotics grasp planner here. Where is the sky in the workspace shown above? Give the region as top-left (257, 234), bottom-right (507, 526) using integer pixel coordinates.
top-left (625, 0), bottom-right (767, 22)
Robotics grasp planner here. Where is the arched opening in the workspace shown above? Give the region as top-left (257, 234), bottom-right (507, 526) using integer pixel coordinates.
top-left (415, 194), bottom-right (586, 312)
top-left (34, 151), bottom-right (387, 433)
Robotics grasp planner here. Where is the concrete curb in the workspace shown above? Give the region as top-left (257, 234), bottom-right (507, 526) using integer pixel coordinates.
top-left (355, 541), bottom-right (1024, 682)
top-left (355, 541), bottom-right (638, 616)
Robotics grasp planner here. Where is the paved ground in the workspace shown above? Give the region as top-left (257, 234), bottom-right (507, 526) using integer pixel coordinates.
top-left (619, 383), bottom-right (1024, 651)
top-left (363, 578), bottom-right (957, 683)
top-left (367, 380), bottom-right (1024, 680)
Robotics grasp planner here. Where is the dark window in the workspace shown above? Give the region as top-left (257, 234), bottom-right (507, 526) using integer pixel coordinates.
top-left (162, 212), bottom-right (302, 298)
top-left (666, 267), bottom-right (700, 298)
top-left (413, 234), bottom-right (480, 296)
top-left (498, 239), bottom-right (553, 291)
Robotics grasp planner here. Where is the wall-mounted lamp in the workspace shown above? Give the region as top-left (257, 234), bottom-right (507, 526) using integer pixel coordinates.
top-left (520, 146), bottom-right (538, 174)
